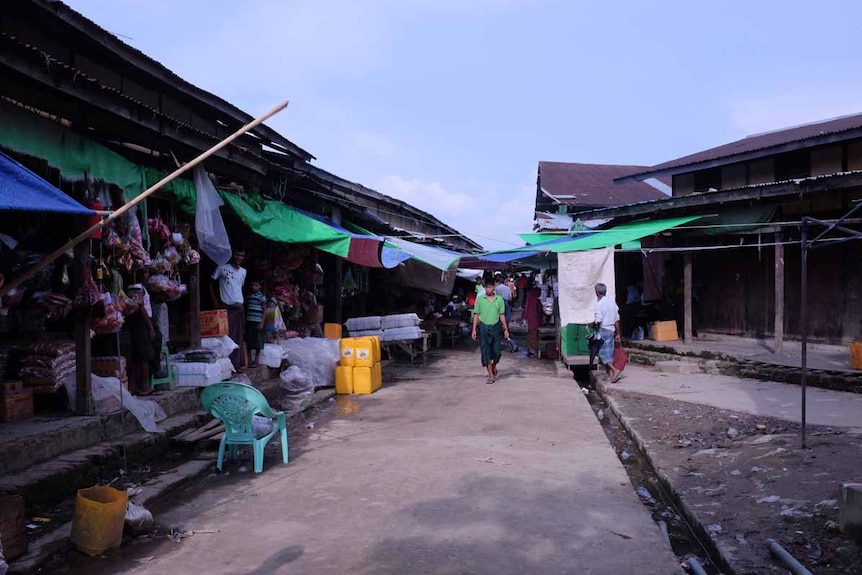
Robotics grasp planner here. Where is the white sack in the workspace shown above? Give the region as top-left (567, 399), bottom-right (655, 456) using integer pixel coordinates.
top-left (200, 336), bottom-right (239, 359)
top-left (280, 338), bottom-right (339, 388)
top-left (259, 343), bottom-right (285, 369)
top-left (91, 374), bottom-right (167, 433)
top-left (381, 313), bottom-right (421, 330)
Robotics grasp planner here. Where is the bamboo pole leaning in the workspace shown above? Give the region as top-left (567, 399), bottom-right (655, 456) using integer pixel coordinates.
top-left (0, 100), bottom-right (290, 299)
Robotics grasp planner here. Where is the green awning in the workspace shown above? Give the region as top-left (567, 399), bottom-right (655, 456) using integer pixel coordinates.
top-left (522, 216), bottom-right (700, 253)
top-left (220, 193), bottom-right (352, 258)
top-left (518, 232), bottom-right (566, 245)
top-left (482, 216), bottom-right (701, 257)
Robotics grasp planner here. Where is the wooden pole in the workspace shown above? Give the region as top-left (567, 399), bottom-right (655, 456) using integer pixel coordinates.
top-left (73, 239), bottom-right (93, 415)
top-left (189, 263), bottom-right (201, 347)
top-left (774, 231), bottom-right (784, 353)
top-left (334, 258), bottom-right (343, 325)
top-left (683, 253), bottom-right (693, 343)
top-left (0, 100), bottom-right (290, 298)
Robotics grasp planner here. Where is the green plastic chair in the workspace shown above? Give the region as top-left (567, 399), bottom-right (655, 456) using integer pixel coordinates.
top-left (200, 381), bottom-right (289, 474)
top-left (150, 345), bottom-right (174, 391)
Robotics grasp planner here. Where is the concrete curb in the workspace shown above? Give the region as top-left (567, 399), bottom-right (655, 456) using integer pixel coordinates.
top-left (8, 386), bottom-right (336, 574)
top-left (594, 377), bottom-right (738, 575)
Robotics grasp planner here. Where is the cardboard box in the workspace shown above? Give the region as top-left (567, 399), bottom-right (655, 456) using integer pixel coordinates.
top-left (1, 380), bottom-right (24, 396)
top-left (0, 389), bottom-right (34, 422)
top-left (200, 310), bottom-right (229, 338)
top-left (649, 320), bottom-right (679, 342)
top-left (0, 491), bottom-right (27, 560)
top-left (92, 356), bottom-right (127, 379)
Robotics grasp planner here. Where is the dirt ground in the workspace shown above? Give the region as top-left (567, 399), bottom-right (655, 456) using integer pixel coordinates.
top-left (603, 389), bottom-right (862, 574)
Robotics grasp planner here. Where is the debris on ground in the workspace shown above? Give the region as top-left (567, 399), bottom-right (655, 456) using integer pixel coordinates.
top-left (603, 388), bottom-right (862, 574)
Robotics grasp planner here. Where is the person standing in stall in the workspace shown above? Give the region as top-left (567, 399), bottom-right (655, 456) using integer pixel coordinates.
top-left (472, 279), bottom-right (510, 384)
top-left (245, 280), bottom-right (266, 367)
top-left (127, 273), bottom-right (157, 396)
top-left (515, 274), bottom-right (528, 309)
top-left (210, 249), bottom-right (247, 369)
top-left (524, 287), bottom-right (543, 357)
top-left (594, 282), bottom-right (622, 382)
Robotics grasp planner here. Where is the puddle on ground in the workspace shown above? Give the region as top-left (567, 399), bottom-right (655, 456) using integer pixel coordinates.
top-left (335, 395), bottom-right (361, 417)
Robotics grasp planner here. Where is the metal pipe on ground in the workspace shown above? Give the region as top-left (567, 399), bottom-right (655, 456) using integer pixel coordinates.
top-left (685, 557), bottom-right (708, 575)
top-left (766, 538), bottom-right (814, 575)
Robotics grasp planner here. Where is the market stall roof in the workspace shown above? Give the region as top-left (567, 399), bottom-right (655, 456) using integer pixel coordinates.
top-left (473, 216), bottom-right (701, 262)
top-left (220, 192), bottom-right (356, 260)
top-left (0, 151), bottom-right (94, 215)
top-left (383, 236), bottom-right (462, 271)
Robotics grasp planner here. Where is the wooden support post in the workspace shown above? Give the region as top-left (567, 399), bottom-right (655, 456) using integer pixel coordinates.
top-left (774, 231), bottom-right (784, 353)
top-left (189, 263), bottom-right (201, 347)
top-left (334, 258), bottom-right (343, 325)
top-left (73, 239), bottom-right (93, 415)
top-left (683, 253), bottom-right (693, 344)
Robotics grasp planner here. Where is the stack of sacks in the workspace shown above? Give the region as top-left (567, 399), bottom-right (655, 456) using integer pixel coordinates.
top-left (20, 340), bottom-right (76, 393)
top-left (345, 315), bottom-right (383, 338)
top-left (381, 313), bottom-right (422, 342)
top-left (173, 337), bottom-right (236, 387)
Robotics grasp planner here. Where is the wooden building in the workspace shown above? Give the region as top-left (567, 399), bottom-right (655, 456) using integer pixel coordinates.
top-left (577, 114), bottom-right (862, 346)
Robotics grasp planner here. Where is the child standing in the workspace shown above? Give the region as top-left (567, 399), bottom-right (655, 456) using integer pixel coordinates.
top-left (245, 280), bottom-right (266, 367)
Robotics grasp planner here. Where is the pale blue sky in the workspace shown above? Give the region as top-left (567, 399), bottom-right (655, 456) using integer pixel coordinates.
top-left (72, 0), bottom-right (862, 249)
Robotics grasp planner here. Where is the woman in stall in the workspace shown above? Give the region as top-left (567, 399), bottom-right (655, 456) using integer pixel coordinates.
top-left (126, 270), bottom-right (158, 395)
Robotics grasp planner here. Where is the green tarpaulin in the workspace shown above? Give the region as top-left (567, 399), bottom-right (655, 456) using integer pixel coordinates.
top-left (220, 193), bottom-right (352, 258)
top-left (504, 216), bottom-right (701, 254)
top-left (518, 232), bottom-right (566, 245)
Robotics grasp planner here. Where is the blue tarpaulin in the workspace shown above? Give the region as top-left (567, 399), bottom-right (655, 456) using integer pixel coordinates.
top-left (0, 151), bottom-right (94, 215)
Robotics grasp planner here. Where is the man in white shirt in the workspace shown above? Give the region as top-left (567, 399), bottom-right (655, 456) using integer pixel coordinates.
top-left (594, 283), bottom-right (621, 382)
top-left (210, 249), bottom-right (247, 368)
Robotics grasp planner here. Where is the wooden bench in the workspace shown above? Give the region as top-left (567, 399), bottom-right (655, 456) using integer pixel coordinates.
top-left (380, 333), bottom-right (431, 364)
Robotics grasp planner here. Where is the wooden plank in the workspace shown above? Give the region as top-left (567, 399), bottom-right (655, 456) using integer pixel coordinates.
top-left (683, 253), bottom-right (693, 343)
top-left (774, 232), bottom-right (785, 353)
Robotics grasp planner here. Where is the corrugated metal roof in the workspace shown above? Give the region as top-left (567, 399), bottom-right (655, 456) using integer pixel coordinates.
top-left (538, 162), bottom-right (669, 208)
top-left (619, 112), bottom-right (862, 182)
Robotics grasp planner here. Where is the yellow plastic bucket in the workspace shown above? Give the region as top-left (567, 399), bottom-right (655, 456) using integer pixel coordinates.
top-left (70, 486), bottom-right (128, 556)
top-left (323, 323), bottom-right (342, 339)
top-left (353, 366), bottom-right (374, 395)
top-left (335, 365), bottom-right (354, 394)
top-left (372, 362), bottom-right (382, 391)
top-left (353, 338), bottom-right (375, 368)
top-left (339, 338), bottom-right (356, 367)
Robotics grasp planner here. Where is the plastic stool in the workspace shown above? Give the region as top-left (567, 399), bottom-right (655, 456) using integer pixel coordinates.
top-left (150, 346), bottom-right (174, 390)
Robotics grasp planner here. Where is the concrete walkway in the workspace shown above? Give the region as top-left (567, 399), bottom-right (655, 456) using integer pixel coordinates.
top-left (71, 350), bottom-right (681, 575)
top-left (631, 332), bottom-right (855, 372)
top-left (610, 364), bottom-right (862, 431)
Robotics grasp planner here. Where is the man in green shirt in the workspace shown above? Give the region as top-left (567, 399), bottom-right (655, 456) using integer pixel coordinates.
top-left (472, 278), bottom-right (510, 384)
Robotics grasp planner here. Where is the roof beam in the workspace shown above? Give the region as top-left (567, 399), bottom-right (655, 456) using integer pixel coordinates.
top-left (26, 0), bottom-right (314, 162)
top-left (577, 172), bottom-right (862, 220)
top-left (0, 38), bottom-right (268, 174)
top-left (615, 130), bottom-right (862, 184)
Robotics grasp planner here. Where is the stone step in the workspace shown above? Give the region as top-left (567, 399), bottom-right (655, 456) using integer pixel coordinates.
top-left (0, 376), bottom-right (292, 514)
top-left (654, 360), bottom-right (703, 375)
top-left (0, 368), bottom-right (284, 479)
top-left (0, 385), bottom-right (202, 477)
top-left (0, 409), bottom-right (211, 513)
